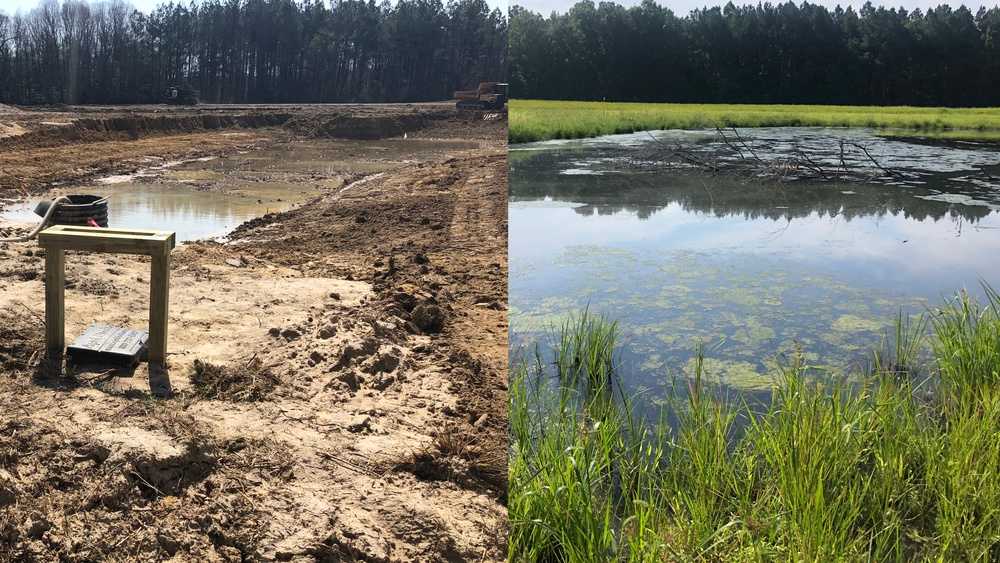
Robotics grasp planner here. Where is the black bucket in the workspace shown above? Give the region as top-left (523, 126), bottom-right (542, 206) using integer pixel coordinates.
top-left (34, 195), bottom-right (109, 228)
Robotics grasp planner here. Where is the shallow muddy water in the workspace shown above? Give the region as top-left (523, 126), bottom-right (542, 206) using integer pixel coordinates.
top-left (3, 139), bottom-right (486, 241)
top-left (221, 138), bottom-right (492, 173)
top-left (510, 128), bottom-right (1000, 400)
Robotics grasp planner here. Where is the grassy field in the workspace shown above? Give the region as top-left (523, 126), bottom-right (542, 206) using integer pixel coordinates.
top-left (509, 100), bottom-right (1000, 143)
top-left (509, 288), bottom-right (1000, 561)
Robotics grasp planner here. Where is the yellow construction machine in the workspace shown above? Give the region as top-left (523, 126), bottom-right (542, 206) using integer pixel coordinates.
top-left (454, 82), bottom-right (508, 110)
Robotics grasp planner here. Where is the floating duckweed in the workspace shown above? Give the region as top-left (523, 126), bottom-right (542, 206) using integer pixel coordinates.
top-left (513, 239), bottom-right (926, 393)
top-left (655, 333), bottom-right (683, 346)
top-left (734, 317), bottom-right (777, 344)
top-left (684, 357), bottom-right (773, 391)
top-left (722, 286), bottom-right (759, 307)
top-left (820, 331), bottom-right (849, 347)
top-left (509, 312), bottom-right (568, 333)
top-left (638, 355), bottom-right (666, 372)
top-left (539, 296), bottom-right (580, 311)
top-left (837, 301), bottom-right (877, 316)
top-left (748, 317), bottom-right (777, 341)
top-left (730, 272), bottom-right (759, 284)
top-left (658, 285), bottom-right (694, 298)
top-left (661, 316), bottom-right (698, 331)
top-left (832, 314), bottom-right (885, 333)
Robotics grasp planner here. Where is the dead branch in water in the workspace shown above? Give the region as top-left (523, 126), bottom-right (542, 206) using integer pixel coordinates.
top-left (846, 141), bottom-right (901, 177)
top-left (610, 127), bottom-right (901, 183)
top-left (635, 131), bottom-right (722, 172)
top-left (793, 148), bottom-right (828, 179)
top-left (716, 125), bottom-right (763, 163)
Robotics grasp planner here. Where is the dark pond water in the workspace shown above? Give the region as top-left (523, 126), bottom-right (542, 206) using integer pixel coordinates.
top-left (509, 128), bottom-right (1000, 401)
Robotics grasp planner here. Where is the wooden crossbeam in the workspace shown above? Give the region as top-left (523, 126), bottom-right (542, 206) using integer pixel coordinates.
top-left (38, 225), bottom-right (176, 366)
top-left (38, 225), bottom-right (174, 255)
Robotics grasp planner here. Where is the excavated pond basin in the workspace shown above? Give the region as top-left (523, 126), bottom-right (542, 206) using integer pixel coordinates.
top-left (510, 128), bottom-right (1000, 400)
top-left (3, 139), bottom-right (487, 241)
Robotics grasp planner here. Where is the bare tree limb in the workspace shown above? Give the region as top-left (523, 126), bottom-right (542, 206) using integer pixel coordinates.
top-left (847, 141), bottom-right (900, 177)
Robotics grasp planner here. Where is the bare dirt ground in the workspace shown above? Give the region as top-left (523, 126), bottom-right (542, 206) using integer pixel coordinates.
top-left (0, 103), bottom-right (507, 561)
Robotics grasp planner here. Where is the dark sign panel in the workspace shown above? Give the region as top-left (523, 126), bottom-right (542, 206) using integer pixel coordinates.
top-left (66, 325), bottom-right (149, 365)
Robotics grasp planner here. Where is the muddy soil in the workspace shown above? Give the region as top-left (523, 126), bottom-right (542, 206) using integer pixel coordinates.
top-left (0, 104), bottom-right (507, 561)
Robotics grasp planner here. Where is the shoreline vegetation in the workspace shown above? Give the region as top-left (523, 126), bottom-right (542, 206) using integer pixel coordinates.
top-left (509, 100), bottom-right (1000, 144)
top-left (509, 287), bottom-right (1000, 561)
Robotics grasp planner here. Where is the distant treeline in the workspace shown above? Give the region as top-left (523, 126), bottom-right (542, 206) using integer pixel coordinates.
top-left (510, 0), bottom-right (1000, 106)
top-left (0, 0), bottom-right (507, 105)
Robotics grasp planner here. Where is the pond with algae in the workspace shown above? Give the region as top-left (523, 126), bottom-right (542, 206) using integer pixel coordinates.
top-left (3, 139), bottom-right (487, 241)
top-left (509, 128), bottom-right (1000, 400)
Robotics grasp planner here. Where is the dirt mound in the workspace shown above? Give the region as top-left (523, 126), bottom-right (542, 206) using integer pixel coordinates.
top-left (0, 105), bottom-right (504, 164)
top-left (0, 123), bottom-right (28, 138)
top-left (0, 112), bottom-right (294, 148)
top-left (285, 112), bottom-right (428, 140)
top-left (0, 104), bottom-right (27, 115)
top-left (412, 110), bottom-right (508, 141)
top-left (75, 112), bottom-right (292, 134)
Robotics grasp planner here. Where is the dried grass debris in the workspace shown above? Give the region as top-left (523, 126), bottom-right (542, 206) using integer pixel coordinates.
top-left (189, 356), bottom-right (279, 402)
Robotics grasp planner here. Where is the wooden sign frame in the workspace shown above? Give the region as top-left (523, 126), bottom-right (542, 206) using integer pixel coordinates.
top-left (38, 225), bottom-right (176, 366)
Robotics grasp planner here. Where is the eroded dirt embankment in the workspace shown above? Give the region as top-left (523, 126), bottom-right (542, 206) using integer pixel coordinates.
top-left (0, 103), bottom-right (505, 195)
top-left (0, 106), bottom-right (508, 561)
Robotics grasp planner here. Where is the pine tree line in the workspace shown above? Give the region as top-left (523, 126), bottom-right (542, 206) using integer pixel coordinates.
top-left (0, 0), bottom-right (508, 105)
top-left (510, 0), bottom-right (1000, 106)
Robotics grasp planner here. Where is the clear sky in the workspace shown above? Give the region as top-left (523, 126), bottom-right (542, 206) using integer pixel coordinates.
top-left (513, 0), bottom-right (993, 18)
top-left (0, 0), bottom-right (509, 17)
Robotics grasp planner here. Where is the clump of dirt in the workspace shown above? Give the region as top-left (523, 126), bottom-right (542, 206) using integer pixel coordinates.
top-left (399, 423), bottom-right (508, 495)
top-left (0, 310), bottom-right (44, 374)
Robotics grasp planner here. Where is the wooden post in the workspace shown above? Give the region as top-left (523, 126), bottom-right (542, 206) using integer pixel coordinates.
top-left (148, 253), bottom-right (170, 365)
top-left (38, 225), bottom-right (176, 366)
top-left (44, 248), bottom-right (65, 355)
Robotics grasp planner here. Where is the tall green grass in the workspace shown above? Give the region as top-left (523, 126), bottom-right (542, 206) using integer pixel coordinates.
top-left (509, 100), bottom-right (1000, 144)
top-left (509, 286), bottom-right (1000, 561)
top-left (509, 310), bottom-right (667, 562)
